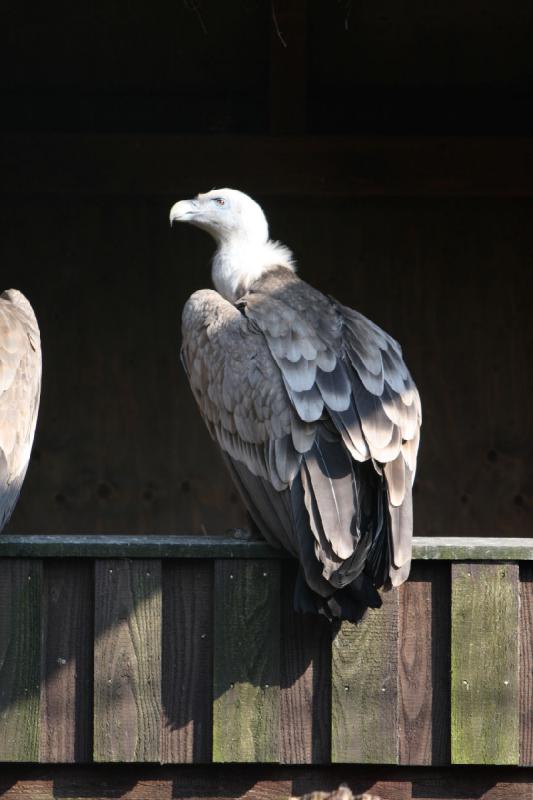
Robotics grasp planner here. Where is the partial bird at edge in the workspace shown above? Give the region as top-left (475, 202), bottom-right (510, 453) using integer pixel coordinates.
top-left (0, 289), bottom-right (42, 532)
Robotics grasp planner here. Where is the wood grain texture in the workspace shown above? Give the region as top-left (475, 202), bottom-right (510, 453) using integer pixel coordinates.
top-left (213, 560), bottom-right (280, 763)
top-left (0, 559), bottom-right (42, 761)
top-left (5, 763), bottom-right (533, 800)
top-left (40, 559), bottom-right (93, 763)
top-left (0, 535), bottom-right (281, 559)
top-left (519, 563), bottom-right (533, 765)
top-left (412, 538), bottom-right (533, 560)
top-left (4, 535), bottom-right (533, 560)
top-left (93, 559), bottom-right (162, 762)
top-left (399, 562), bottom-right (450, 765)
top-left (280, 562), bottom-right (331, 764)
top-left (451, 562), bottom-right (520, 765)
top-left (331, 589), bottom-right (399, 764)
top-left (161, 560), bottom-right (213, 763)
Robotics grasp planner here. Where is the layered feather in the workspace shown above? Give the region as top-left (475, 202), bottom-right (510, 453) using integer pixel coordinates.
top-left (181, 266), bottom-right (421, 616)
top-left (0, 290), bottom-right (42, 531)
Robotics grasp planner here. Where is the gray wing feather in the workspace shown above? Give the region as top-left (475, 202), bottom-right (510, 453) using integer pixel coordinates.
top-left (181, 289), bottom-right (311, 496)
top-left (0, 290), bottom-right (41, 531)
top-left (240, 271), bottom-right (421, 586)
top-left (315, 363), bottom-right (352, 412)
top-left (287, 384), bottom-right (324, 423)
top-left (303, 437), bottom-right (357, 560)
top-left (336, 303), bottom-right (420, 579)
top-left (182, 268), bottom-right (421, 598)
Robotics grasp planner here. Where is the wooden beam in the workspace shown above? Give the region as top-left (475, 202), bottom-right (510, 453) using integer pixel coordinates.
top-left (1, 135), bottom-right (533, 197)
top-left (213, 560), bottom-right (280, 762)
top-left (412, 537), bottom-right (533, 561)
top-left (0, 560), bottom-right (42, 761)
top-left (93, 560), bottom-right (162, 762)
top-left (398, 562), bottom-right (450, 765)
top-left (40, 561), bottom-right (93, 763)
top-left (161, 561), bottom-right (213, 764)
top-left (332, 590), bottom-right (399, 764)
top-left (0, 534), bottom-right (281, 559)
top-left (2, 534), bottom-right (533, 560)
top-left (5, 763), bottom-right (533, 800)
top-left (520, 563), bottom-right (533, 765)
top-left (451, 563), bottom-right (520, 765)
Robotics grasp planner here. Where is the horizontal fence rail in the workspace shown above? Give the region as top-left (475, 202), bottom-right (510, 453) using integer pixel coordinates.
top-left (2, 534), bottom-right (533, 559)
top-left (0, 535), bottom-right (532, 767)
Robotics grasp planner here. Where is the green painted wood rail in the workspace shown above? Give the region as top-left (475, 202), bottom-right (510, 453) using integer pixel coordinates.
top-left (0, 534), bottom-right (531, 766)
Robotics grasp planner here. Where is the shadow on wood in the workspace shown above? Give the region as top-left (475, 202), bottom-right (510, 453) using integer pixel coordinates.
top-left (0, 555), bottom-right (322, 764)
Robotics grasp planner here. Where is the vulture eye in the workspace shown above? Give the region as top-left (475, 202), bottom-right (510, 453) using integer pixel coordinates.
top-left (213, 197), bottom-right (226, 207)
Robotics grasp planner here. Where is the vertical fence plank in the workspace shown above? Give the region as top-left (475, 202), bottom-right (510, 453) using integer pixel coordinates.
top-left (94, 559), bottom-right (162, 762)
top-left (399, 562), bottom-right (451, 765)
top-left (331, 589), bottom-right (399, 764)
top-left (519, 563), bottom-right (533, 765)
top-left (451, 563), bottom-right (519, 765)
top-left (280, 562), bottom-right (331, 764)
top-left (213, 560), bottom-right (280, 763)
top-left (161, 560), bottom-right (213, 764)
top-left (40, 560), bottom-right (93, 763)
top-left (0, 559), bottom-right (42, 761)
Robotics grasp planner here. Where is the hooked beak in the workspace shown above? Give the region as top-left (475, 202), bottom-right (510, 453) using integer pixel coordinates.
top-left (169, 199), bottom-right (199, 226)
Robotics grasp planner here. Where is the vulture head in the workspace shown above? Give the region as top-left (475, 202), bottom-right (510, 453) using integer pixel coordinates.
top-left (170, 188), bottom-right (268, 243)
top-left (170, 188), bottom-right (295, 301)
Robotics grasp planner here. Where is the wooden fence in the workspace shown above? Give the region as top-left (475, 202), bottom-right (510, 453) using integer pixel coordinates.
top-left (0, 534), bottom-right (532, 772)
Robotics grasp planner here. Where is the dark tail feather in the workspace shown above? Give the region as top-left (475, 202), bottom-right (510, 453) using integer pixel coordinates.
top-left (293, 565), bottom-right (382, 623)
top-left (365, 478), bottom-right (392, 588)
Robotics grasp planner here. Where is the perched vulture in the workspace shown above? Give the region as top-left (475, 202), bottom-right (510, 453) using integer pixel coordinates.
top-left (171, 189), bottom-right (421, 621)
top-left (0, 290), bottom-right (41, 532)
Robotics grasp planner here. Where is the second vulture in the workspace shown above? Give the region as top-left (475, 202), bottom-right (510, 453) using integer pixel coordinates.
top-left (0, 289), bottom-right (41, 532)
top-left (171, 189), bottom-right (421, 621)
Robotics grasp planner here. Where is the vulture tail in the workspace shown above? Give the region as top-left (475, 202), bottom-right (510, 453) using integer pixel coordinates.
top-left (293, 566), bottom-right (382, 623)
top-left (291, 429), bottom-right (393, 622)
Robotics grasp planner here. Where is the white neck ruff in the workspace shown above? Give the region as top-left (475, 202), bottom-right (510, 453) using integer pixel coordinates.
top-left (212, 237), bottom-right (295, 302)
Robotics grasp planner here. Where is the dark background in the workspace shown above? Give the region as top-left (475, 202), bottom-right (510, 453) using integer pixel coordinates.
top-left (2, 1), bottom-right (532, 536)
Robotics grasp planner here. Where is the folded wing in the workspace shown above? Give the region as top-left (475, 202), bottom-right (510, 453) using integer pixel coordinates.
top-left (238, 268), bottom-right (421, 588)
top-left (0, 290), bottom-right (42, 531)
top-left (182, 268), bottom-right (421, 611)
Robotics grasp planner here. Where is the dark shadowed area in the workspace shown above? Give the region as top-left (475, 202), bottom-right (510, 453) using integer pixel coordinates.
top-left (1, 1), bottom-right (532, 537)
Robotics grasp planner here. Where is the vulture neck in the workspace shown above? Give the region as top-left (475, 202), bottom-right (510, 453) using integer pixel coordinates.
top-left (211, 233), bottom-right (295, 302)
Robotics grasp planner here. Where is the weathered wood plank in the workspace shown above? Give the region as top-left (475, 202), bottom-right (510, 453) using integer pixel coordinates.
top-left (0, 765), bottom-right (291, 800)
top-left (0, 534), bottom-right (281, 559)
top-left (280, 562), bottom-right (331, 764)
top-left (398, 562), bottom-right (450, 765)
top-left (40, 560), bottom-right (93, 763)
top-left (519, 563), bottom-right (533, 765)
top-left (0, 559), bottom-right (42, 761)
top-left (6, 763), bottom-right (533, 800)
top-left (161, 560), bottom-right (213, 763)
top-left (93, 559), bottom-right (162, 762)
top-left (4, 534), bottom-right (533, 561)
top-left (451, 562), bottom-right (519, 764)
top-left (412, 537), bottom-right (533, 561)
top-left (213, 560), bottom-right (280, 763)
top-left (331, 589), bottom-right (399, 764)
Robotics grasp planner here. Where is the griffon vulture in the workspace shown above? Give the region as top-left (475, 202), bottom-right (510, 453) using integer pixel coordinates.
top-left (171, 189), bottom-right (421, 621)
top-left (0, 290), bottom-right (41, 531)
